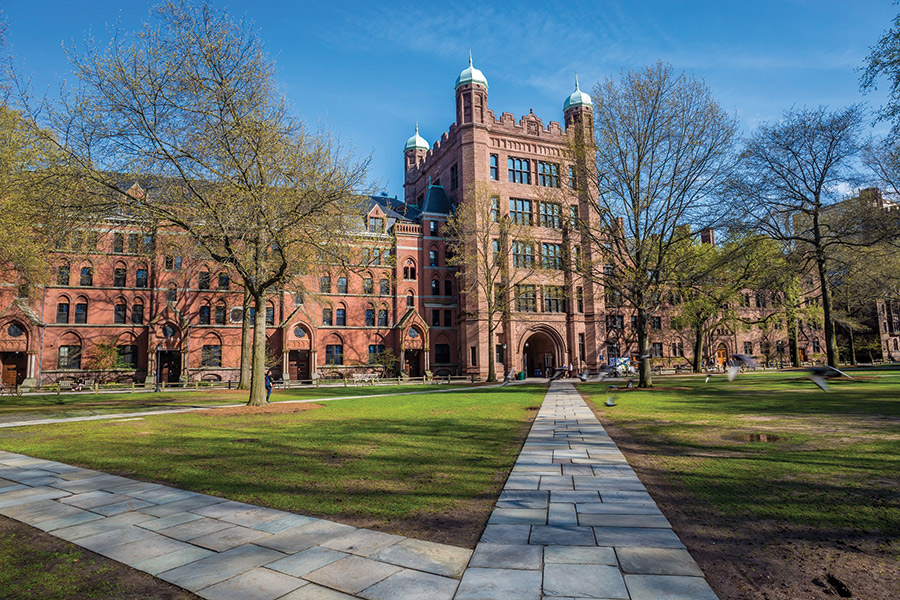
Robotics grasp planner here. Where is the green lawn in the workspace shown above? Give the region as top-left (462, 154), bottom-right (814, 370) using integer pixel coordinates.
top-left (580, 369), bottom-right (900, 595)
top-left (0, 383), bottom-right (481, 423)
top-left (0, 384), bottom-right (546, 547)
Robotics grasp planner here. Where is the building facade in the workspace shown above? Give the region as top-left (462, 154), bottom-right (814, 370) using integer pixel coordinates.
top-left (0, 58), bottom-right (830, 387)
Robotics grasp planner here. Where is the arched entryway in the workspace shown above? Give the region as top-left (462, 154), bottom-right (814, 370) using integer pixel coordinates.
top-left (715, 343), bottom-right (728, 369)
top-left (522, 330), bottom-right (562, 378)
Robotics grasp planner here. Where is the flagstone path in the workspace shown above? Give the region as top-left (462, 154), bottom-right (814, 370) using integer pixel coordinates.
top-left (0, 380), bottom-right (718, 599)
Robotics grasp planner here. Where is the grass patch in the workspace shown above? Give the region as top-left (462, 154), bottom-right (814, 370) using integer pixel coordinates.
top-left (0, 383), bottom-right (477, 422)
top-left (0, 516), bottom-right (195, 599)
top-left (581, 369), bottom-right (900, 599)
top-left (0, 384), bottom-right (546, 547)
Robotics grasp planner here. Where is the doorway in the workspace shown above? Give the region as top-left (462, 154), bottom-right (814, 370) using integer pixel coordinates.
top-left (289, 350), bottom-right (310, 380)
top-left (158, 350), bottom-right (181, 383)
top-left (523, 332), bottom-right (557, 377)
top-left (1, 352), bottom-right (27, 386)
top-left (405, 350), bottom-right (422, 377)
top-left (716, 344), bottom-right (728, 369)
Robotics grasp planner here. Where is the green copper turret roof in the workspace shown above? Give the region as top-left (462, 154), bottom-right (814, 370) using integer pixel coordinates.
top-left (404, 123), bottom-right (429, 152)
top-left (455, 51), bottom-right (488, 91)
top-left (563, 74), bottom-right (593, 111)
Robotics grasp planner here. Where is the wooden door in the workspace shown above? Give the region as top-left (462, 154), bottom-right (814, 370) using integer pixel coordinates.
top-left (2, 364), bottom-right (17, 387)
top-left (716, 345), bottom-right (728, 367)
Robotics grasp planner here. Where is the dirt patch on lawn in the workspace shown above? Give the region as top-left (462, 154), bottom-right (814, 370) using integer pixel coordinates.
top-left (0, 515), bottom-right (198, 599)
top-left (198, 402), bottom-right (324, 416)
top-left (593, 416), bottom-right (900, 600)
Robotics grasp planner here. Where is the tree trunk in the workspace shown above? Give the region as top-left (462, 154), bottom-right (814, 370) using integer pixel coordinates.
top-left (636, 308), bottom-right (652, 387)
top-left (692, 325), bottom-right (704, 373)
top-left (848, 326), bottom-right (857, 366)
top-left (246, 289), bottom-right (268, 406)
top-left (816, 256), bottom-right (839, 368)
top-left (486, 315), bottom-right (496, 383)
top-left (237, 289), bottom-right (252, 390)
top-left (788, 319), bottom-right (800, 367)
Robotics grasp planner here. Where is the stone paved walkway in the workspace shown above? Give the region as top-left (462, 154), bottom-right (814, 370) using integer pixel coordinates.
top-left (453, 381), bottom-right (719, 600)
top-left (0, 380), bottom-right (719, 599)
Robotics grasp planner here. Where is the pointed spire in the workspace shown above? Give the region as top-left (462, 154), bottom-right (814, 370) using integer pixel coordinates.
top-left (455, 50), bottom-right (488, 91)
top-left (415, 121), bottom-right (419, 134)
top-left (575, 73), bottom-right (580, 91)
top-left (468, 49), bottom-right (473, 67)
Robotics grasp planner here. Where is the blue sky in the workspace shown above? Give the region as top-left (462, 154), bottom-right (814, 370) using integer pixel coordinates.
top-left (2, 0), bottom-right (896, 198)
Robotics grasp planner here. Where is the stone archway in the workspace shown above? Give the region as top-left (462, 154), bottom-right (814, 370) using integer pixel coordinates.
top-left (521, 328), bottom-right (564, 378)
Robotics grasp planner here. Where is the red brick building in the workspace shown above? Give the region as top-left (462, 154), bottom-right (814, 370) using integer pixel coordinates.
top-left (0, 58), bottom-right (828, 388)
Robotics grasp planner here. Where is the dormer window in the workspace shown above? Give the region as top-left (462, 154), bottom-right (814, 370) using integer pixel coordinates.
top-left (369, 217), bottom-right (384, 233)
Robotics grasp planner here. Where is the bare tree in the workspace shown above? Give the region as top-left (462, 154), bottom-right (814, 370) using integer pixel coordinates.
top-left (576, 62), bottom-right (738, 387)
top-left (43, 1), bottom-right (368, 405)
top-left (445, 183), bottom-right (539, 382)
top-left (735, 105), bottom-right (870, 368)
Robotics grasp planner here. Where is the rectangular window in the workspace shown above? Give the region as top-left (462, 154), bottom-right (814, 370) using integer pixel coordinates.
top-left (744, 342), bottom-right (753, 355)
top-left (429, 250), bottom-right (438, 267)
top-left (490, 154), bottom-right (499, 180)
top-left (539, 202), bottom-right (562, 228)
top-left (436, 344), bottom-right (451, 364)
top-left (444, 309), bottom-right (452, 327)
top-left (80, 267), bottom-right (93, 287)
top-left (515, 285), bottom-right (537, 312)
top-left (218, 273), bottom-right (230, 289)
top-left (812, 339), bottom-right (821, 353)
top-left (365, 308), bottom-right (376, 326)
top-left (651, 316), bottom-right (662, 330)
top-left (543, 286), bottom-right (566, 313)
top-left (368, 217), bottom-right (384, 233)
top-left (368, 344), bottom-right (385, 364)
top-left (322, 308), bottom-right (332, 326)
top-left (113, 233), bottom-right (124, 253)
top-left (378, 309), bottom-right (388, 327)
top-left (320, 276), bottom-right (331, 293)
top-left (492, 239), bottom-right (501, 264)
top-left (538, 161), bottom-right (559, 187)
top-left (509, 198), bottom-right (532, 225)
top-left (470, 345), bottom-right (478, 366)
top-left (430, 221), bottom-right (438, 235)
top-left (128, 233), bottom-right (140, 254)
top-left (432, 310), bottom-right (441, 327)
top-left (164, 256), bottom-right (182, 271)
top-left (541, 243), bottom-right (563, 270)
top-left (568, 165), bottom-right (577, 190)
top-left (363, 278), bottom-right (373, 294)
top-left (265, 306), bottom-right (275, 326)
top-left (579, 333), bottom-right (586, 362)
top-left (512, 241), bottom-right (534, 268)
top-left (325, 344), bottom-right (343, 365)
top-left (214, 304), bottom-right (225, 325)
top-left (569, 205), bottom-right (578, 227)
top-left (114, 268), bottom-right (126, 287)
top-left (651, 342), bottom-right (663, 358)
top-left (115, 304), bottom-right (127, 324)
top-left (577, 287), bottom-right (584, 313)
top-left (508, 157), bottom-right (531, 184)
top-left (607, 342), bottom-right (620, 359)
top-left (379, 279), bottom-right (390, 295)
top-left (335, 308), bottom-right (345, 326)
top-left (572, 245), bottom-right (582, 270)
top-left (142, 235), bottom-right (153, 254)
top-left (450, 164), bottom-right (458, 191)
top-left (496, 344), bottom-right (505, 366)
top-left (490, 197), bottom-right (499, 222)
top-left (74, 303), bottom-right (88, 324)
top-left (201, 345), bottom-right (222, 367)
top-left (607, 315), bottom-right (624, 330)
top-left (117, 345), bottom-right (138, 369)
top-left (131, 304), bottom-right (144, 324)
top-left (58, 345), bottom-right (82, 370)
top-left (199, 271), bottom-right (210, 290)
top-left (631, 315), bottom-right (638, 330)
top-left (136, 269), bottom-right (148, 288)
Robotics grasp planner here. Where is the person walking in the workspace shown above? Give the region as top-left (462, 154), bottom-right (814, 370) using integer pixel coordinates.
top-left (264, 371), bottom-right (273, 404)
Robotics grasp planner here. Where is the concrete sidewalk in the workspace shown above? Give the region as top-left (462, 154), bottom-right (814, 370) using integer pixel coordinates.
top-left (0, 381), bottom-right (719, 599)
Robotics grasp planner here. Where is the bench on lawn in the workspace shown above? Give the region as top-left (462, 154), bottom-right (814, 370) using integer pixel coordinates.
top-left (351, 373), bottom-right (379, 385)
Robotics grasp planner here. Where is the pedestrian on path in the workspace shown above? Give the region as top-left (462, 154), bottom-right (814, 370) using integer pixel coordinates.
top-left (265, 371), bottom-right (273, 403)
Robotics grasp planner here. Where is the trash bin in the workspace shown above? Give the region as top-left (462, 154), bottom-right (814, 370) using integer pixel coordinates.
top-left (517, 371), bottom-right (526, 381)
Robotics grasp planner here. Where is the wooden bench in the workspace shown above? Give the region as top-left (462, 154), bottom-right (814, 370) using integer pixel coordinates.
top-left (0, 384), bottom-right (21, 397)
top-left (351, 374), bottom-right (379, 385)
